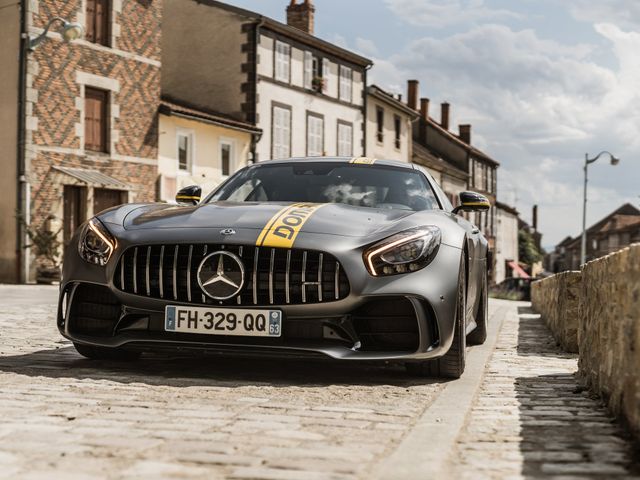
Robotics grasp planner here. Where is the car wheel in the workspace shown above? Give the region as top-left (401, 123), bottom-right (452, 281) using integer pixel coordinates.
top-left (406, 255), bottom-right (467, 379)
top-left (73, 343), bottom-right (141, 361)
top-left (467, 267), bottom-right (488, 346)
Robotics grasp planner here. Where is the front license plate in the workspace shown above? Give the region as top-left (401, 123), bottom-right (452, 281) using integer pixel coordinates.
top-left (165, 306), bottom-right (282, 338)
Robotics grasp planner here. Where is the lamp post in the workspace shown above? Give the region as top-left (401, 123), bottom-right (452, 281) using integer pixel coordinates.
top-left (27, 17), bottom-right (84, 51)
top-left (581, 151), bottom-right (620, 265)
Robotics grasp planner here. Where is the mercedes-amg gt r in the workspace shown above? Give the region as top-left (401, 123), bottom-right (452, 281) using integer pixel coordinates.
top-left (58, 157), bottom-right (491, 378)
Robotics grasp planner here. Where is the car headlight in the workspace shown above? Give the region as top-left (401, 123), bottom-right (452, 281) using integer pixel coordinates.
top-left (364, 226), bottom-right (441, 276)
top-left (78, 218), bottom-right (116, 266)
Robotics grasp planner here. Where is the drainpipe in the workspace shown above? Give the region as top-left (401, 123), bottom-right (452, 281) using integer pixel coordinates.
top-left (362, 63), bottom-right (372, 156)
top-left (250, 17), bottom-right (265, 163)
top-left (17, 0), bottom-right (29, 283)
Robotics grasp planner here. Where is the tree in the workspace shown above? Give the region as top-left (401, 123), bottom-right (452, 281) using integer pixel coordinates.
top-left (519, 228), bottom-right (542, 266)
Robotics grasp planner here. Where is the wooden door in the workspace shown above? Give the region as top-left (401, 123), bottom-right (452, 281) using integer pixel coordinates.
top-left (63, 186), bottom-right (87, 245)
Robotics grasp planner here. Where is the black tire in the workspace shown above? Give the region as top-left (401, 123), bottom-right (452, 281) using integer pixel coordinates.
top-left (467, 267), bottom-right (488, 346)
top-left (73, 343), bottom-right (141, 361)
top-left (406, 255), bottom-right (467, 379)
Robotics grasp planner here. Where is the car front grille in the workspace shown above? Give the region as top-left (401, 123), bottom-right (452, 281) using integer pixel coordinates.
top-left (113, 244), bottom-right (350, 306)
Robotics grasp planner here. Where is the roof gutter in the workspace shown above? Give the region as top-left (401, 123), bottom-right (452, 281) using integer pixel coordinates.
top-left (16, 0), bottom-right (28, 283)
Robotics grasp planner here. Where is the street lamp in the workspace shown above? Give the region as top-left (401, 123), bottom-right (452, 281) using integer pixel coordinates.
top-left (28, 17), bottom-right (84, 51)
top-left (581, 151), bottom-right (620, 265)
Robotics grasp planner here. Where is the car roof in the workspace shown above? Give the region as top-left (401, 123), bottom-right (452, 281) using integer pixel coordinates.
top-left (253, 156), bottom-right (416, 170)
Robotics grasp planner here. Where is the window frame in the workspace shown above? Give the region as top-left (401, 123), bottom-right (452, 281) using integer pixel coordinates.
top-left (393, 114), bottom-right (402, 151)
top-left (84, 86), bottom-right (109, 153)
top-left (219, 138), bottom-right (234, 177)
top-left (274, 40), bottom-right (291, 84)
top-left (271, 102), bottom-right (292, 160)
top-left (376, 106), bottom-right (384, 144)
top-left (85, 0), bottom-right (111, 47)
top-left (306, 111), bottom-right (324, 157)
top-left (176, 129), bottom-right (195, 173)
top-left (337, 120), bottom-right (353, 157)
top-left (339, 65), bottom-right (353, 103)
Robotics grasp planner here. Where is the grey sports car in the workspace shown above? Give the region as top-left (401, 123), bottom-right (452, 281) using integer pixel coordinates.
top-left (58, 157), bottom-right (491, 378)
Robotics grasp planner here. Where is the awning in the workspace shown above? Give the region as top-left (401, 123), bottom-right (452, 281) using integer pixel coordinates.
top-left (508, 261), bottom-right (531, 279)
top-left (54, 166), bottom-right (131, 190)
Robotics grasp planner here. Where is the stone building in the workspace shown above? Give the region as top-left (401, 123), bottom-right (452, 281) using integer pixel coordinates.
top-left (0, 0), bottom-right (162, 283)
top-left (157, 98), bottom-right (262, 202)
top-left (365, 85), bottom-right (419, 162)
top-left (549, 203), bottom-right (640, 272)
top-left (162, 0), bottom-right (372, 163)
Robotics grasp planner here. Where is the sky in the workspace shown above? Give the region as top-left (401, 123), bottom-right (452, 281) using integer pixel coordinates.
top-left (225, 0), bottom-right (640, 248)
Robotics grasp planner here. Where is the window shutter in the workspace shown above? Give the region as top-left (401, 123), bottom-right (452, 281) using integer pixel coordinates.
top-left (85, 88), bottom-right (107, 152)
top-left (86, 0), bottom-right (96, 42)
top-left (322, 58), bottom-right (330, 94)
top-left (95, 0), bottom-right (106, 46)
top-left (304, 51), bottom-right (313, 89)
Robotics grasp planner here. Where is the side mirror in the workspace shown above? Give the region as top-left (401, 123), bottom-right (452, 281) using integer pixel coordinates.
top-left (175, 185), bottom-right (202, 206)
top-left (452, 191), bottom-right (490, 215)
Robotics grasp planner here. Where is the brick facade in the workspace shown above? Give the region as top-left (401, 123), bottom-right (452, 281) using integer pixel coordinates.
top-left (24, 0), bottom-right (161, 274)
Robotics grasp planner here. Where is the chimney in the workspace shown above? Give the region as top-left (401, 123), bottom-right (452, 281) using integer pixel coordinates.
top-left (532, 205), bottom-right (538, 232)
top-left (286, 0), bottom-right (315, 35)
top-left (440, 102), bottom-right (450, 130)
top-left (459, 124), bottom-right (471, 144)
top-left (420, 98), bottom-right (430, 121)
top-left (407, 80), bottom-right (419, 111)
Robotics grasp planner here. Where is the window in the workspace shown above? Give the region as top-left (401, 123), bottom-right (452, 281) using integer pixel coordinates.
top-left (339, 65), bottom-right (352, 102)
top-left (307, 113), bottom-right (324, 157)
top-left (394, 115), bottom-right (401, 150)
top-left (337, 122), bottom-right (353, 157)
top-left (86, 0), bottom-right (110, 46)
top-left (322, 58), bottom-right (330, 94)
top-left (303, 51), bottom-right (313, 89)
top-left (275, 40), bottom-right (291, 83)
top-left (177, 131), bottom-right (193, 171)
top-left (84, 87), bottom-right (108, 152)
top-left (220, 141), bottom-right (232, 176)
top-left (272, 104), bottom-right (291, 159)
top-left (376, 106), bottom-right (384, 143)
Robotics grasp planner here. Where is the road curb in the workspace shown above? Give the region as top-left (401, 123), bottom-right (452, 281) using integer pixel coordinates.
top-left (373, 301), bottom-right (511, 479)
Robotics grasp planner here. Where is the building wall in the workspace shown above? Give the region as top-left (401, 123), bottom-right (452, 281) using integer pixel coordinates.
top-left (365, 96), bottom-right (412, 162)
top-left (162, 0), bottom-right (248, 121)
top-left (255, 31), bottom-right (365, 161)
top-left (0, 2), bottom-right (21, 282)
top-left (495, 207), bottom-right (519, 284)
top-left (158, 114), bottom-right (253, 201)
top-left (23, 0), bottom-right (161, 279)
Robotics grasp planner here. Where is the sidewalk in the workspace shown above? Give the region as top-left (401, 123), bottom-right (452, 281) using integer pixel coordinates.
top-left (450, 303), bottom-right (639, 479)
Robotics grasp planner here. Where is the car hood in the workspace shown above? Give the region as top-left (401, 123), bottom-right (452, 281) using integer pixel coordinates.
top-left (117, 202), bottom-right (417, 238)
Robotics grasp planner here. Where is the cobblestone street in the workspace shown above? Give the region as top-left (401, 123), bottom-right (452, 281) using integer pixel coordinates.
top-left (0, 286), bottom-right (638, 479)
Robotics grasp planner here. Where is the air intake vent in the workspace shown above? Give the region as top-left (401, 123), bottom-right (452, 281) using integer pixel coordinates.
top-left (113, 244), bottom-right (350, 306)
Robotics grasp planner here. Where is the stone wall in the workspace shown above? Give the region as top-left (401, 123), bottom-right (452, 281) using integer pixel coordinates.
top-left (531, 271), bottom-right (581, 353)
top-left (531, 243), bottom-right (640, 438)
top-left (578, 244), bottom-right (640, 436)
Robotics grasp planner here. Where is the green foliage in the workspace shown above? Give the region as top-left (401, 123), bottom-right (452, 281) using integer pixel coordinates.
top-left (519, 228), bottom-right (542, 265)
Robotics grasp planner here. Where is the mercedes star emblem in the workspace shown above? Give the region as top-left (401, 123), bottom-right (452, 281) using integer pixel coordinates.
top-left (220, 228), bottom-right (236, 236)
top-left (197, 251), bottom-right (245, 300)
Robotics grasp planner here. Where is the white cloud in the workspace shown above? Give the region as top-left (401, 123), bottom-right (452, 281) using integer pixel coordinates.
top-left (385, 0), bottom-right (521, 28)
top-left (566, 0), bottom-right (640, 30)
top-left (355, 37), bottom-right (379, 57)
top-left (369, 22), bottom-right (640, 244)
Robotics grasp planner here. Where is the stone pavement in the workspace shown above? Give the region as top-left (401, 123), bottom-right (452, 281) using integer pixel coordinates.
top-left (451, 304), bottom-right (640, 479)
top-left (0, 285), bottom-right (638, 479)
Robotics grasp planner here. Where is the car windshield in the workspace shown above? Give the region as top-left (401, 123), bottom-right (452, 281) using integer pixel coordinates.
top-left (207, 162), bottom-right (440, 211)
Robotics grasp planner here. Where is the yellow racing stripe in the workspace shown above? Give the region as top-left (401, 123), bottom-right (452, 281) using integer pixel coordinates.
top-left (256, 203), bottom-right (326, 248)
top-left (349, 157), bottom-right (376, 165)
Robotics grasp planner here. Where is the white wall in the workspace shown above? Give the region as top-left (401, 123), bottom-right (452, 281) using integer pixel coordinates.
top-left (256, 33), bottom-right (365, 161)
top-left (366, 96), bottom-right (413, 162)
top-left (158, 114), bottom-right (252, 201)
top-left (495, 207), bottom-right (519, 284)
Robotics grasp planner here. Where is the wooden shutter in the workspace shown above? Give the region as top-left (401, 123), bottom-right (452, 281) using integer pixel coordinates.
top-left (86, 0), bottom-right (110, 46)
top-left (85, 87), bottom-right (108, 152)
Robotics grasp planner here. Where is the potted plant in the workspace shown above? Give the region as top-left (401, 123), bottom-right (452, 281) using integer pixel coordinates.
top-left (17, 213), bottom-right (63, 284)
top-left (312, 76), bottom-right (325, 93)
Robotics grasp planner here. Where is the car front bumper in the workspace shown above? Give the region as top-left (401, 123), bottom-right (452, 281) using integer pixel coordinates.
top-left (59, 228), bottom-right (463, 362)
